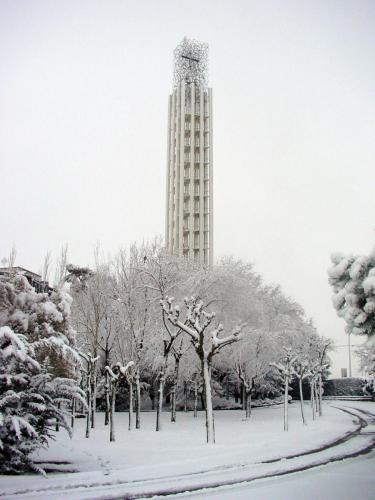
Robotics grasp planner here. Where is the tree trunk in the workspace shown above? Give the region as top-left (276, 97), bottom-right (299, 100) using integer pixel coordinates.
top-left (245, 390), bottom-right (251, 419)
top-left (234, 388), bottom-right (239, 403)
top-left (56, 402), bottom-right (61, 431)
top-left (150, 391), bottom-right (155, 410)
top-left (128, 380), bottom-right (133, 431)
top-left (200, 392), bottom-right (205, 410)
top-left (86, 374), bottom-right (91, 438)
top-left (284, 375), bottom-right (289, 431)
top-left (184, 381), bottom-right (188, 412)
top-left (314, 382), bottom-right (319, 414)
top-left (310, 381), bottom-right (316, 420)
top-left (241, 383), bottom-right (245, 410)
top-left (170, 389), bottom-right (176, 422)
top-left (202, 358), bottom-right (215, 444)
top-left (110, 382), bottom-right (116, 442)
top-left (194, 381), bottom-right (198, 417)
top-left (171, 357), bottom-right (180, 422)
top-left (225, 377), bottom-right (230, 400)
top-left (299, 377), bottom-right (306, 425)
top-left (170, 378), bottom-right (176, 423)
top-left (71, 397), bottom-right (75, 429)
top-left (318, 374), bottom-right (323, 416)
top-left (135, 369), bottom-right (141, 429)
top-left (156, 372), bottom-right (165, 431)
top-left (91, 375), bottom-right (96, 429)
top-left (104, 371), bottom-right (110, 426)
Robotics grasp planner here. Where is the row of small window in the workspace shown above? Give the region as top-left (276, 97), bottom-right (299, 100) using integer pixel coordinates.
top-left (183, 150), bottom-right (210, 163)
top-left (183, 97), bottom-right (209, 113)
top-left (168, 164), bottom-right (209, 180)
top-left (183, 213), bottom-right (209, 232)
top-left (184, 197), bottom-right (209, 212)
top-left (173, 99), bottom-right (209, 116)
top-left (171, 148), bottom-right (209, 164)
top-left (182, 249), bottom-right (209, 265)
top-left (169, 197), bottom-right (210, 214)
top-left (183, 135), bottom-right (210, 147)
top-left (184, 108), bottom-right (209, 117)
top-left (183, 180), bottom-right (209, 196)
top-left (184, 164), bottom-right (209, 179)
top-left (182, 99), bottom-right (209, 114)
top-left (184, 118), bottom-right (210, 131)
top-left (183, 88), bottom-right (209, 105)
top-left (169, 121), bottom-right (209, 134)
top-left (183, 232), bottom-right (209, 248)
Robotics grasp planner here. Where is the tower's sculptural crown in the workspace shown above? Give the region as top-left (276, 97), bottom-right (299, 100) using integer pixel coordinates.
top-left (173, 37), bottom-right (208, 89)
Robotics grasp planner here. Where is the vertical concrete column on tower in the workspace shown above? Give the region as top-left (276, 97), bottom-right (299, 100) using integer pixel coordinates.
top-left (189, 83), bottom-right (195, 260)
top-left (169, 91), bottom-right (176, 251)
top-left (165, 96), bottom-right (171, 247)
top-left (178, 82), bottom-right (186, 257)
top-left (174, 83), bottom-right (180, 255)
top-left (167, 94), bottom-right (175, 251)
top-left (208, 88), bottom-right (213, 266)
top-left (199, 87), bottom-right (204, 265)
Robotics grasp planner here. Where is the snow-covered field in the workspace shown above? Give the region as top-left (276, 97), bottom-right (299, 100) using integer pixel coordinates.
top-left (0, 402), bottom-right (374, 499)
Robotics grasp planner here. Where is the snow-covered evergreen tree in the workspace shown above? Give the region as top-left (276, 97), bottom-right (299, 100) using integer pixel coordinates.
top-left (0, 325), bottom-right (85, 473)
top-left (0, 273), bottom-right (84, 473)
top-left (0, 274), bottom-right (80, 377)
top-left (356, 340), bottom-right (375, 376)
top-left (328, 244), bottom-right (375, 337)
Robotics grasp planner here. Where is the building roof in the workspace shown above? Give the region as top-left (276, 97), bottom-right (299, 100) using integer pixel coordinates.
top-left (0, 266), bottom-right (42, 279)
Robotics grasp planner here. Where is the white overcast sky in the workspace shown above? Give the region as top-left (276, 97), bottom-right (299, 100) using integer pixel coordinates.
top-left (1, 0), bottom-right (374, 375)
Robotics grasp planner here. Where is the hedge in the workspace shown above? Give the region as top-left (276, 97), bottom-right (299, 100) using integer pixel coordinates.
top-left (323, 377), bottom-right (366, 397)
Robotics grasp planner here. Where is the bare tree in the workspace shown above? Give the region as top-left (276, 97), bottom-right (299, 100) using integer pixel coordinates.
top-left (70, 263), bottom-right (112, 429)
top-left (54, 244), bottom-right (68, 288)
top-left (314, 338), bottom-right (331, 416)
top-left (231, 330), bottom-right (277, 420)
top-left (8, 245), bottom-right (17, 268)
top-left (293, 359), bottom-right (309, 425)
top-left (271, 347), bottom-right (296, 431)
top-left (170, 335), bottom-right (191, 421)
top-left (40, 251), bottom-right (52, 282)
top-left (104, 361), bottom-right (134, 442)
top-left (114, 245), bottom-right (155, 430)
top-left (79, 352), bottom-right (100, 438)
top-left (162, 296), bottom-right (245, 443)
top-left (130, 243), bottom-right (195, 431)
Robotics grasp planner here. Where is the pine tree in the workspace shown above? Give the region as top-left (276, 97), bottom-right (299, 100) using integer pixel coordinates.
top-left (0, 273), bottom-right (85, 473)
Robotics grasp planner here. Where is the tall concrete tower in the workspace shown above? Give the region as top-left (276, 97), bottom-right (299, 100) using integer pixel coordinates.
top-left (165, 38), bottom-right (213, 266)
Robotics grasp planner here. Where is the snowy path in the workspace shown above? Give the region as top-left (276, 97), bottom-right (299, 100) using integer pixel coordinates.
top-left (0, 402), bottom-right (374, 499)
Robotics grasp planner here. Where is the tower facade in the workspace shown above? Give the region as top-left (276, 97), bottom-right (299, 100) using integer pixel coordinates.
top-left (165, 38), bottom-right (213, 266)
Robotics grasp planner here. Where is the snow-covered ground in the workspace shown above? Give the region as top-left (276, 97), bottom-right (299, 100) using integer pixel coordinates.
top-left (195, 449), bottom-right (375, 500)
top-left (0, 401), bottom-right (374, 499)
